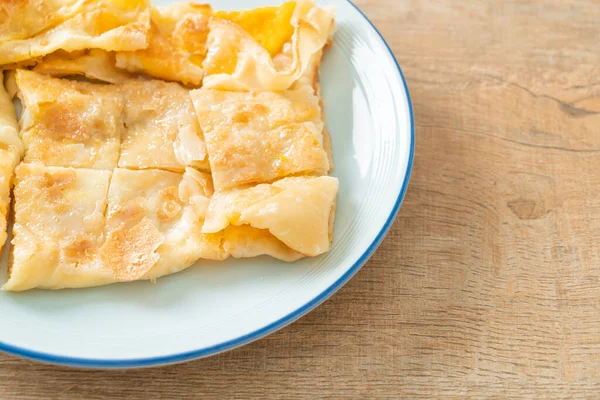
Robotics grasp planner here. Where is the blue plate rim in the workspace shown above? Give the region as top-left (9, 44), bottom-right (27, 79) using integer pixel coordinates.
top-left (0, 0), bottom-right (415, 369)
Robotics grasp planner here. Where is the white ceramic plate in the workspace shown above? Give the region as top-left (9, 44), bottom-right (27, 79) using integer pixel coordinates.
top-left (0, 0), bottom-right (414, 368)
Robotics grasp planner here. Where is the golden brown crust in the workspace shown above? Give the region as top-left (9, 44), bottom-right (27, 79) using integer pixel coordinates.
top-left (63, 236), bottom-right (96, 265)
top-left (100, 217), bottom-right (163, 282)
top-left (156, 186), bottom-right (183, 222)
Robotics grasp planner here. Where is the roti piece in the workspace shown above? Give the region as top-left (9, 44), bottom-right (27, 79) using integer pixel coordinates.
top-left (119, 79), bottom-right (210, 171)
top-left (203, 176), bottom-right (339, 256)
top-left (191, 84), bottom-right (329, 189)
top-left (4, 164), bottom-right (114, 291)
top-left (202, 0), bottom-right (334, 91)
top-left (15, 70), bottom-right (123, 170)
top-left (0, 0), bottom-right (150, 65)
top-left (102, 168), bottom-right (225, 281)
top-left (116, 3), bottom-right (212, 86)
top-left (33, 49), bottom-right (135, 84)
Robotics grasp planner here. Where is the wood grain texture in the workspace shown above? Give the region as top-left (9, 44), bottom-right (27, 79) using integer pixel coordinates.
top-left (2, 1), bottom-right (600, 398)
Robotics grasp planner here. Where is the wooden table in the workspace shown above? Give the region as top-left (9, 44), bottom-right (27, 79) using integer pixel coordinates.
top-left (3, 1), bottom-right (600, 398)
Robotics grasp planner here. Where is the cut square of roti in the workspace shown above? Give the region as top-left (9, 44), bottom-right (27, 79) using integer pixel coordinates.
top-left (119, 79), bottom-right (210, 172)
top-left (116, 3), bottom-right (212, 86)
top-left (203, 175), bottom-right (339, 257)
top-left (15, 70), bottom-right (123, 170)
top-left (0, 0), bottom-right (150, 65)
top-left (190, 84), bottom-right (329, 190)
top-left (0, 145), bottom-right (20, 259)
top-left (202, 0), bottom-right (334, 91)
top-left (101, 168), bottom-right (224, 282)
top-left (4, 164), bottom-right (114, 291)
